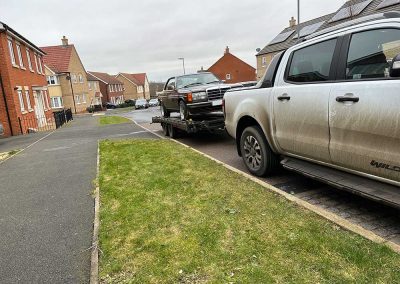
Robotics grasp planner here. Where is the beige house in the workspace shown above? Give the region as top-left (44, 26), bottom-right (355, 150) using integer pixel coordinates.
top-left (45, 65), bottom-right (64, 110)
top-left (41, 36), bottom-right (90, 113)
top-left (116, 73), bottom-right (150, 100)
top-left (86, 72), bottom-right (102, 107)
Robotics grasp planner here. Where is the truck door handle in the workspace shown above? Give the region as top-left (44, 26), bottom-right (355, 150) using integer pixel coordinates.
top-left (336, 96), bottom-right (359, 103)
top-left (277, 95), bottom-right (291, 101)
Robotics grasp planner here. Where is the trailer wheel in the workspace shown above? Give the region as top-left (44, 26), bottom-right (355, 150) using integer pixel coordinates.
top-left (179, 101), bottom-right (189, 120)
top-left (161, 103), bottom-right (170, 118)
top-left (161, 123), bottom-right (169, 136)
top-left (168, 124), bottom-right (177, 139)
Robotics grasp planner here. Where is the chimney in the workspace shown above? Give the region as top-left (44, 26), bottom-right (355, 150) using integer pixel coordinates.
top-left (225, 46), bottom-right (230, 54)
top-left (61, 36), bottom-right (69, 46)
top-left (289, 17), bottom-right (297, 28)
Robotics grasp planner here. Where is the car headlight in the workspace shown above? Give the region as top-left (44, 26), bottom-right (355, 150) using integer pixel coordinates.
top-left (192, 92), bottom-right (207, 101)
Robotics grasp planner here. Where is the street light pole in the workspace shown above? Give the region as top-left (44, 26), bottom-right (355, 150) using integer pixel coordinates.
top-left (178, 58), bottom-right (186, 75)
top-left (297, 0), bottom-right (301, 38)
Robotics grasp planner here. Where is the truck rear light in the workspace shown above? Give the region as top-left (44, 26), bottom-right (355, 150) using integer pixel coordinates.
top-left (187, 93), bottom-right (193, 103)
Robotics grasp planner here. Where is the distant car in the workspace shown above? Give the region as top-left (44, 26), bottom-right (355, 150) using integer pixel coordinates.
top-left (125, 99), bottom-right (136, 106)
top-left (148, 99), bottom-right (159, 107)
top-left (0, 122), bottom-right (4, 136)
top-left (105, 102), bottom-right (117, 109)
top-left (135, 99), bottom-right (149, 109)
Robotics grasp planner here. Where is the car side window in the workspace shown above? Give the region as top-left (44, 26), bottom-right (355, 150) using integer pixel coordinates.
top-left (346, 29), bottom-right (400, 80)
top-left (166, 78), bottom-right (175, 90)
top-left (287, 39), bottom-right (337, 83)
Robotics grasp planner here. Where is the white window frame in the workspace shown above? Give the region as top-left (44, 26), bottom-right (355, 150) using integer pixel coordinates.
top-left (71, 74), bottom-right (77, 83)
top-left (16, 43), bottom-right (25, 69)
top-left (94, 82), bottom-right (97, 91)
top-left (26, 49), bottom-right (33, 71)
top-left (138, 86), bottom-right (143, 93)
top-left (24, 89), bottom-right (32, 111)
top-left (78, 74), bottom-right (84, 83)
top-left (226, 73), bottom-right (231, 80)
top-left (17, 89), bottom-right (25, 112)
top-left (262, 56), bottom-right (267, 67)
top-left (34, 54), bottom-right (40, 74)
top-left (8, 39), bottom-right (17, 66)
top-left (88, 82), bottom-right (92, 90)
top-left (47, 75), bottom-right (58, 85)
top-left (75, 94), bottom-right (81, 104)
top-left (51, 97), bottom-right (63, 108)
top-left (82, 93), bottom-right (87, 103)
top-left (38, 56), bottom-right (43, 74)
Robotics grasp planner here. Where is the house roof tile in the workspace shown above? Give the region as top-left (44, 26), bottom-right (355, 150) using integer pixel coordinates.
top-left (41, 45), bottom-right (74, 73)
top-left (88, 71), bottom-right (123, 85)
top-left (120, 73), bottom-right (147, 86)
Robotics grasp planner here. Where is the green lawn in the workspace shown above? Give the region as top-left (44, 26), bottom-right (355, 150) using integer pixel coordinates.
top-left (99, 116), bottom-right (132, 125)
top-left (99, 140), bottom-right (400, 283)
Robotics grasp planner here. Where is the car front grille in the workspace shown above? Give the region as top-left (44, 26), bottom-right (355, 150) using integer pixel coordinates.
top-left (207, 87), bottom-right (231, 100)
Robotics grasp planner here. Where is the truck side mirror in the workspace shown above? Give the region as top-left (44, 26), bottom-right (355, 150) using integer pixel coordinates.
top-left (390, 53), bottom-right (400, 78)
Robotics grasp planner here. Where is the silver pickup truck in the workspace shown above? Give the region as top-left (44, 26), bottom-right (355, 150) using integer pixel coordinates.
top-left (224, 13), bottom-right (400, 206)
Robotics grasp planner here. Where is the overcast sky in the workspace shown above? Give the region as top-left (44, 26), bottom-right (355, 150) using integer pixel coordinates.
top-left (1, 0), bottom-right (346, 81)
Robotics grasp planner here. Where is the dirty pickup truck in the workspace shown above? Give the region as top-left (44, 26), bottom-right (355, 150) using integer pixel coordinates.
top-left (158, 72), bottom-right (244, 120)
top-left (224, 13), bottom-right (400, 207)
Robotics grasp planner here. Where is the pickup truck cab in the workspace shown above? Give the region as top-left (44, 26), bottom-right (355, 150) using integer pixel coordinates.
top-left (158, 72), bottom-right (242, 120)
top-left (224, 12), bottom-right (400, 205)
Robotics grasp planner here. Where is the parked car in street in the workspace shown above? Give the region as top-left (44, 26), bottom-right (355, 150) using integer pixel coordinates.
top-left (224, 12), bottom-right (400, 207)
top-left (0, 122), bottom-right (4, 136)
top-left (105, 102), bottom-right (117, 109)
top-left (135, 99), bottom-right (149, 109)
top-left (158, 72), bottom-right (243, 120)
top-left (149, 99), bottom-right (159, 107)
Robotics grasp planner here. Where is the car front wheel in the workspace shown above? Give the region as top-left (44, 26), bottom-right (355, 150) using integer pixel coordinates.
top-left (240, 126), bottom-right (279, 177)
top-left (179, 101), bottom-right (188, 121)
top-left (161, 103), bottom-right (170, 118)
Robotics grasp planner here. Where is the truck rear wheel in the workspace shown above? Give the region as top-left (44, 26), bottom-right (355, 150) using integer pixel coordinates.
top-left (161, 103), bottom-right (170, 118)
top-left (240, 126), bottom-right (279, 176)
top-left (168, 124), bottom-right (177, 139)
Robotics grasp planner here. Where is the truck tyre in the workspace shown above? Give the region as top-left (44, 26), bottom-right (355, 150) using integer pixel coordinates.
top-left (240, 126), bottom-right (279, 176)
top-left (162, 123), bottom-right (169, 136)
top-left (179, 101), bottom-right (189, 121)
top-left (168, 124), bottom-right (177, 139)
top-left (161, 103), bottom-right (170, 118)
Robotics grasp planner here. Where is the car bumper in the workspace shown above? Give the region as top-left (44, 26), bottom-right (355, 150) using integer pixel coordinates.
top-left (187, 100), bottom-right (223, 114)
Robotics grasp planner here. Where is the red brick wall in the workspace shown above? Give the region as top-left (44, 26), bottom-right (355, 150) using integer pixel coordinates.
top-left (98, 81), bottom-right (124, 105)
top-left (208, 53), bottom-right (256, 84)
top-left (0, 31), bottom-right (52, 137)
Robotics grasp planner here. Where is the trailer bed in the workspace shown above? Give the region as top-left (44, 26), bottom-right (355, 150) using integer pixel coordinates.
top-left (152, 116), bottom-right (225, 134)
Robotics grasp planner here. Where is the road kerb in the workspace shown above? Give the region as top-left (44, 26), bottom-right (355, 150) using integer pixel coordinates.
top-left (134, 120), bottom-right (400, 254)
top-left (90, 142), bottom-right (101, 284)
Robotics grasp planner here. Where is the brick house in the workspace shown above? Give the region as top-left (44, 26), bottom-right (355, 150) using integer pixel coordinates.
top-left (41, 37), bottom-right (90, 113)
top-left (207, 47), bottom-right (256, 83)
top-left (256, 0), bottom-right (400, 80)
top-left (0, 21), bottom-right (53, 137)
top-left (87, 72), bottom-right (124, 105)
top-left (115, 73), bottom-right (150, 100)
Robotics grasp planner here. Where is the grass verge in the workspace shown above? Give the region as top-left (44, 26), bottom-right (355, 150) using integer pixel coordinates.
top-left (99, 140), bottom-right (400, 283)
top-left (99, 116), bottom-right (132, 126)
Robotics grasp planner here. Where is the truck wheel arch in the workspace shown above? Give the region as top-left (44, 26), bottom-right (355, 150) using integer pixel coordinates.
top-left (236, 116), bottom-right (275, 157)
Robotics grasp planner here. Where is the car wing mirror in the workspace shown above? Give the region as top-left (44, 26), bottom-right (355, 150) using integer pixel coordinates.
top-left (390, 53), bottom-right (400, 78)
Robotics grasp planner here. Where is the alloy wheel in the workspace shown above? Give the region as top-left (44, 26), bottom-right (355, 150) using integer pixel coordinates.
top-left (243, 135), bottom-right (262, 171)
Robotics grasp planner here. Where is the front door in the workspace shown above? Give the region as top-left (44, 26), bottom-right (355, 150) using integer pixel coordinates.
top-left (272, 38), bottom-right (338, 163)
top-left (34, 90), bottom-right (46, 127)
top-left (329, 28), bottom-right (400, 183)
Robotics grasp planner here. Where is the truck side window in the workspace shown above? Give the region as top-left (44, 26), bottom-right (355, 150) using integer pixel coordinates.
top-left (166, 78), bottom-right (176, 90)
top-left (287, 39), bottom-right (337, 83)
top-left (346, 29), bottom-right (400, 80)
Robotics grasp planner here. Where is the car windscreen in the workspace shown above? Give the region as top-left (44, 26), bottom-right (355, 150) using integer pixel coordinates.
top-left (176, 73), bottom-right (219, 89)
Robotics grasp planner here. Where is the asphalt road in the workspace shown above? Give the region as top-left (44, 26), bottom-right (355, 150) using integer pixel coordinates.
top-left (0, 115), bottom-right (157, 283)
top-left (123, 107), bottom-right (400, 246)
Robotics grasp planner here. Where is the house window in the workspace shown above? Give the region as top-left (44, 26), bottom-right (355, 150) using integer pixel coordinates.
top-left (51, 97), bottom-right (63, 108)
top-left (138, 86), bottom-right (143, 93)
top-left (34, 54), bottom-right (40, 74)
top-left (16, 43), bottom-right (24, 68)
top-left (8, 39), bottom-right (17, 66)
top-left (26, 49), bottom-right (33, 71)
top-left (46, 75), bottom-right (58, 85)
top-left (110, 85), bottom-right (113, 92)
top-left (75, 94), bottom-right (81, 104)
top-left (25, 90), bottom-right (32, 110)
top-left (17, 90), bottom-right (25, 111)
top-left (78, 74), bottom-right (84, 83)
top-left (71, 74), bottom-right (77, 83)
top-left (94, 83), bottom-right (97, 91)
top-left (38, 56), bottom-right (43, 74)
top-left (88, 82), bottom-right (92, 90)
top-left (82, 93), bottom-right (87, 103)
top-left (262, 56), bottom-right (267, 67)
top-left (226, 74), bottom-right (231, 80)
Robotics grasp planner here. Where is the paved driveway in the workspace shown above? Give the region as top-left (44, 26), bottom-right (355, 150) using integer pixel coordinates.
top-left (0, 116), bottom-right (157, 283)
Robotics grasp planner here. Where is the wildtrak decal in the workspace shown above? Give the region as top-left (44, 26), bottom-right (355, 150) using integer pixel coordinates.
top-left (370, 160), bottom-right (400, 172)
